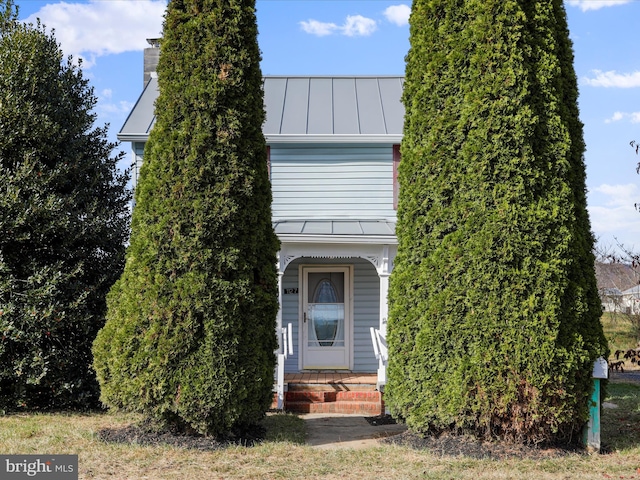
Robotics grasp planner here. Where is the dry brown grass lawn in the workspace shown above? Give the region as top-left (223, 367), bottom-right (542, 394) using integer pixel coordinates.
top-left (603, 312), bottom-right (639, 359)
top-left (0, 405), bottom-right (639, 480)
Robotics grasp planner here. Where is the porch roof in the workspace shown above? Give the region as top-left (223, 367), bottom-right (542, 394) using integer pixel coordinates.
top-left (273, 219), bottom-right (397, 244)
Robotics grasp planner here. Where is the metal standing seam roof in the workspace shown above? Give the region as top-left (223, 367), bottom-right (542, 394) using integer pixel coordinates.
top-left (273, 220), bottom-right (397, 241)
top-left (262, 76), bottom-right (404, 138)
top-left (118, 76), bottom-right (158, 141)
top-left (118, 75), bottom-right (405, 142)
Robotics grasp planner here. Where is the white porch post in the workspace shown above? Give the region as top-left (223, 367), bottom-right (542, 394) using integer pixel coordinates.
top-left (376, 245), bottom-right (391, 389)
top-left (275, 252), bottom-right (286, 409)
top-left (276, 254), bottom-right (284, 352)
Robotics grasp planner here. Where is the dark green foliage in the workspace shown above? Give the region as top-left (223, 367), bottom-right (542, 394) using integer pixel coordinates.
top-left (93, 0), bottom-right (279, 436)
top-left (0, 1), bottom-right (130, 410)
top-left (387, 0), bottom-right (608, 443)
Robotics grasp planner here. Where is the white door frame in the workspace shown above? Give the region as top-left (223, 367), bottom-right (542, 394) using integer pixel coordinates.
top-left (299, 264), bottom-right (353, 370)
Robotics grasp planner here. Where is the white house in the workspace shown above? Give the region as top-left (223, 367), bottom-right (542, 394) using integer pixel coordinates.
top-left (621, 285), bottom-right (640, 315)
top-left (600, 287), bottom-right (623, 313)
top-left (117, 43), bottom-right (404, 414)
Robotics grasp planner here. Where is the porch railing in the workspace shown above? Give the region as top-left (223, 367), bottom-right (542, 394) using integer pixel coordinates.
top-left (276, 323), bottom-right (293, 409)
top-left (370, 327), bottom-right (388, 390)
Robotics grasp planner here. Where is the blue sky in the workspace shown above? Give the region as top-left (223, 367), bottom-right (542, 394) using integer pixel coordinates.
top-left (13, 0), bottom-right (640, 252)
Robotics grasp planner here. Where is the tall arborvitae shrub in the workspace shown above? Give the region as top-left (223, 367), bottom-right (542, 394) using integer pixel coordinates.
top-left (387, 0), bottom-right (608, 443)
top-left (0, 0), bottom-right (130, 410)
top-left (93, 0), bottom-right (279, 435)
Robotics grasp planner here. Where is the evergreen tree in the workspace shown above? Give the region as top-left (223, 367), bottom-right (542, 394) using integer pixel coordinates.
top-left (387, 0), bottom-right (608, 443)
top-left (93, 0), bottom-right (279, 435)
top-left (0, 0), bottom-right (130, 410)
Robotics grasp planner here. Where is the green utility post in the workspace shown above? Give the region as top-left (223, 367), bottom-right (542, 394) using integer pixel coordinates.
top-left (585, 357), bottom-right (608, 453)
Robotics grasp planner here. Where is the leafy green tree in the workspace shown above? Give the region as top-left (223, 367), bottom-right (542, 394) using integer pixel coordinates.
top-left (0, 0), bottom-right (130, 410)
top-left (387, 0), bottom-right (608, 444)
top-left (93, 0), bottom-right (279, 436)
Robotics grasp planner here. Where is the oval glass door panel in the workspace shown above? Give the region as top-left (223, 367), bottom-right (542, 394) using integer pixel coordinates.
top-left (308, 273), bottom-right (345, 347)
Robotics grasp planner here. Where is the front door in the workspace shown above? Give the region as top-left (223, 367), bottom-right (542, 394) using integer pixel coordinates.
top-left (301, 266), bottom-right (351, 369)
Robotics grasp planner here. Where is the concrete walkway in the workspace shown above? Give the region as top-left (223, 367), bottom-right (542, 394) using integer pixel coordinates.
top-left (301, 413), bottom-right (407, 449)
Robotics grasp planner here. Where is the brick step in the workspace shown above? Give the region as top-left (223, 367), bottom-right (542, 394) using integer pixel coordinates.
top-left (287, 383), bottom-right (377, 392)
top-left (286, 390), bottom-right (381, 402)
top-left (285, 400), bottom-right (383, 415)
top-left (286, 391), bottom-right (337, 403)
top-left (283, 390), bottom-right (383, 415)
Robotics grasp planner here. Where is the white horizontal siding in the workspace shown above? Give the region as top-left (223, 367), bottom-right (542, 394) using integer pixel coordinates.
top-left (352, 259), bottom-right (380, 372)
top-left (132, 142), bottom-right (145, 192)
top-left (271, 144), bottom-right (396, 220)
top-left (281, 264), bottom-right (300, 373)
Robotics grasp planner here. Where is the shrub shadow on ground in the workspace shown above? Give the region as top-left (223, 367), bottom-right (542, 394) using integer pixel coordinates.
top-left (369, 414), bottom-right (584, 459)
top-left (382, 430), bottom-right (585, 460)
top-left (381, 379), bottom-right (640, 459)
top-left (97, 412), bottom-right (305, 450)
top-left (97, 421), bottom-right (266, 451)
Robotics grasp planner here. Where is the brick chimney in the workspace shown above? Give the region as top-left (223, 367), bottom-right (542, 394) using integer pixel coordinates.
top-left (144, 38), bottom-right (160, 86)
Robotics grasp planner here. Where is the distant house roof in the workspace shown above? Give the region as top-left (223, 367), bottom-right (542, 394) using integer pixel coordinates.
top-left (601, 287), bottom-right (623, 296)
top-left (118, 75), bottom-right (405, 143)
top-left (623, 285), bottom-right (640, 296)
top-left (595, 262), bottom-right (640, 292)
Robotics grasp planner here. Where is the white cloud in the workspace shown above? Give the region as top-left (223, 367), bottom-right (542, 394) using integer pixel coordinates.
top-left (343, 15), bottom-right (377, 37)
top-left (593, 184), bottom-right (638, 206)
top-left (590, 203), bottom-right (637, 231)
top-left (99, 99), bottom-right (134, 117)
top-left (604, 111), bottom-right (640, 124)
top-left (96, 89), bottom-right (133, 120)
top-left (24, 0), bottom-right (166, 68)
top-left (300, 14), bottom-right (377, 37)
top-left (589, 202), bottom-right (640, 251)
top-left (588, 184), bottom-right (640, 249)
top-left (605, 112), bottom-right (625, 123)
top-left (384, 5), bottom-right (410, 26)
top-left (300, 19), bottom-right (339, 37)
top-left (583, 70), bottom-right (640, 88)
top-left (566, 0), bottom-right (632, 11)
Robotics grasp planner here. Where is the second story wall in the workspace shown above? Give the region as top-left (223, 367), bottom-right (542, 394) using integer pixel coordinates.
top-left (270, 143), bottom-right (396, 221)
top-left (132, 142), bottom-right (145, 190)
